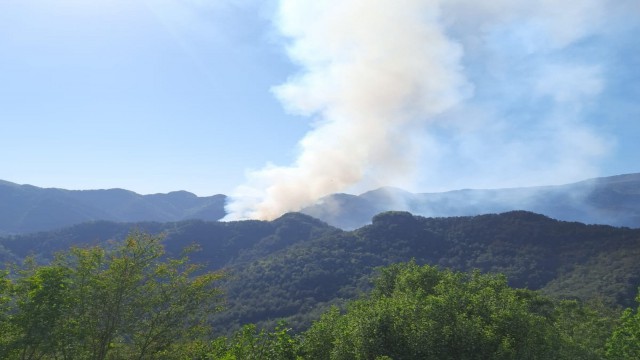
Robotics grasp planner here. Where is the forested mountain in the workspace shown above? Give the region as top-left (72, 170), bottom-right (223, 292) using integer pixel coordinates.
top-left (217, 211), bottom-right (640, 332)
top-left (1, 211), bottom-right (638, 333)
top-left (3, 241), bottom-right (634, 359)
top-left (0, 180), bottom-right (226, 235)
top-left (2, 173), bottom-right (639, 235)
top-left (302, 173), bottom-right (640, 229)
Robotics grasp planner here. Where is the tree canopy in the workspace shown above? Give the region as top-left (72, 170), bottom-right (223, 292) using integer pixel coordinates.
top-left (0, 232), bottom-right (224, 360)
top-left (1, 230), bottom-right (639, 359)
top-left (606, 290), bottom-right (640, 359)
top-left (298, 261), bottom-right (614, 360)
top-left (187, 262), bottom-right (626, 360)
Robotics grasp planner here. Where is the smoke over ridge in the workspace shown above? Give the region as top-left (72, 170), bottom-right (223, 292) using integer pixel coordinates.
top-left (225, 0), bottom-right (635, 220)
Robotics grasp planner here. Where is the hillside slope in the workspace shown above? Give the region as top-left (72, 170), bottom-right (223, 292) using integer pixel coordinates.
top-left (1, 211), bottom-right (638, 333)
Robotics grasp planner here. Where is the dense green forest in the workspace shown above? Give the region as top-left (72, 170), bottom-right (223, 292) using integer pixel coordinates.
top-left (1, 211), bottom-right (639, 334)
top-left (216, 211), bottom-right (640, 332)
top-left (0, 234), bottom-right (639, 359)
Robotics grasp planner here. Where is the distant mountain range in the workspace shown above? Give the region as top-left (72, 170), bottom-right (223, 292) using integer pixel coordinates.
top-left (0, 180), bottom-right (226, 235)
top-left (302, 173), bottom-right (640, 229)
top-left (1, 173), bottom-right (639, 235)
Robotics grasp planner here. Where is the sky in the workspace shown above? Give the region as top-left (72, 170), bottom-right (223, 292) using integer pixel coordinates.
top-left (1, 0), bottom-right (639, 218)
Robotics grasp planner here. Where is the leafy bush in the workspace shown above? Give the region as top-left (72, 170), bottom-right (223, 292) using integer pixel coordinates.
top-left (300, 262), bottom-right (613, 360)
top-left (0, 233), bottom-right (224, 360)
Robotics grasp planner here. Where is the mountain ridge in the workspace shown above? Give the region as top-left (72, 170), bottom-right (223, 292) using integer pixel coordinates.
top-left (301, 172), bottom-right (640, 229)
top-left (2, 172), bottom-right (639, 235)
top-left (0, 180), bottom-right (226, 235)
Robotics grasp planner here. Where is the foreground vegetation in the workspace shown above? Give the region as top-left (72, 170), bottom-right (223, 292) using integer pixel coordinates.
top-left (3, 211), bottom-right (640, 334)
top-left (206, 262), bottom-right (640, 360)
top-left (0, 233), bottom-right (224, 359)
top-left (1, 233), bottom-right (639, 359)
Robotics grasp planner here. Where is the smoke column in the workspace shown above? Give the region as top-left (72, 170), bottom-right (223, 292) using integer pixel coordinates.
top-left (225, 0), bottom-right (628, 220)
top-left (225, 0), bottom-right (470, 220)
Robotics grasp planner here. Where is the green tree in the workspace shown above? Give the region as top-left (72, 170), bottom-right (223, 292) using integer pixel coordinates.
top-left (0, 270), bottom-right (15, 355)
top-left (1, 232), bottom-right (224, 360)
top-left (9, 263), bottom-right (72, 359)
top-left (200, 322), bottom-right (299, 360)
top-left (606, 289), bottom-right (640, 359)
top-left (554, 299), bottom-right (617, 359)
top-left (300, 261), bottom-right (610, 360)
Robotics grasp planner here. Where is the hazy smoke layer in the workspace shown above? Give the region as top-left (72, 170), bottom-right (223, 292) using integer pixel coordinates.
top-left (225, 0), bottom-right (469, 220)
top-left (225, 0), bottom-right (632, 220)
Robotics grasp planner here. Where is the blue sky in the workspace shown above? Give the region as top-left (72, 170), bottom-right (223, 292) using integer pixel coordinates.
top-left (1, 0), bottom-right (307, 196)
top-left (1, 0), bottom-right (639, 208)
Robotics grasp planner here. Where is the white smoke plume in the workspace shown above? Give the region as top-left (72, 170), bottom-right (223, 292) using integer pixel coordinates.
top-left (225, 0), bottom-right (631, 220)
top-left (225, 0), bottom-right (470, 220)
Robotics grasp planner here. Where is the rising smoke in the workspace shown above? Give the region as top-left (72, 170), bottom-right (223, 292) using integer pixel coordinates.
top-left (225, 0), bottom-right (632, 220)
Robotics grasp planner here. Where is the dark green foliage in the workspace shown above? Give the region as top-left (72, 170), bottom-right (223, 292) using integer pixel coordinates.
top-left (0, 221), bottom-right (169, 264)
top-left (0, 233), bottom-right (224, 360)
top-left (150, 322), bottom-right (301, 360)
top-left (204, 322), bottom-right (300, 360)
top-left (553, 299), bottom-right (618, 359)
top-left (216, 211), bottom-right (640, 332)
top-left (0, 240), bottom-right (631, 360)
top-left (1, 210), bottom-right (639, 332)
top-left (606, 290), bottom-right (640, 359)
top-left (300, 262), bottom-right (614, 360)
